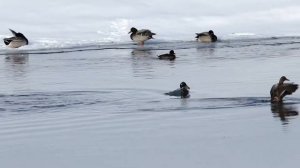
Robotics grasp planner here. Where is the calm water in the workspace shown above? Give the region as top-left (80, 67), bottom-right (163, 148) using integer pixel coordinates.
top-left (1, 37), bottom-right (300, 168)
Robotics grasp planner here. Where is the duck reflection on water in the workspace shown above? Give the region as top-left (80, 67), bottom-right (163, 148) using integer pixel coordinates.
top-left (271, 103), bottom-right (298, 125)
top-left (5, 52), bottom-right (29, 64)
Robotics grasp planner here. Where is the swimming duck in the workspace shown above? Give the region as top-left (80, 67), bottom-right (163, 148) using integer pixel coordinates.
top-left (3, 29), bottom-right (29, 48)
top-left (165, 82), bottom-right (190, 98)
top-left (270, 76), bottom-right (298, 103)
top-left (195, 30), bottom-right (217, 43)
top-left (158, 50), bottom-right (176, 60)
top-left (129, 27), bottom-right (156, 45)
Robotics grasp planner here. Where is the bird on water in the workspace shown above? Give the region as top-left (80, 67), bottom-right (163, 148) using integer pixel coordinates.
top-left (270, 76), bottom-right (298, 103)
top-left (3, 29), bottom-right (28, 48)
top-left (165, 82), bottom-right (190, 98)
top-left (158, 50), bottom-right (176, 60)
top-left (195, 30), bottom-right (217, 43)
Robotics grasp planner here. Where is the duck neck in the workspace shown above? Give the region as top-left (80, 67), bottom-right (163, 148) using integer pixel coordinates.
top-left (279, 79), bottom-right (285, 85)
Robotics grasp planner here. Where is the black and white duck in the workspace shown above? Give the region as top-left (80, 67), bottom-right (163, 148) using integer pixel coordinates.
top-left (195, 30), bottom-right (217, 43)
top-left (165, 82), bottom-right (190, 98)
top-left (3, 29), bottom-right (29, 48)
top-left (129, 27), bottom-right (156, 45)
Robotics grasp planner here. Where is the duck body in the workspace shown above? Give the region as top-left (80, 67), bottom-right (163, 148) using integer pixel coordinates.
top-left (270, 76), bottom-right (298, 103)
top-left (3, 29), bottom-right (28, 48)
top-left (165, 82), bottom-right (190, 98)
top-left (158, 50), bottom-right (176, 60)
top-left (129, 27), bottom-right (155, 45)
top-left (195, 30), bottom-right (217, 43)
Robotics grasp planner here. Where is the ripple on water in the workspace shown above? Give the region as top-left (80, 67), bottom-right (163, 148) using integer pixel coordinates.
top-left (0, 88), bottom-right (300, 141)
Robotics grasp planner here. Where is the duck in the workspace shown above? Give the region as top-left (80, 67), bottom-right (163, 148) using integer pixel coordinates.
top-left (195, 30), bottom-right (217, 43)
top-left (165, 82), bottom-right (190, 98)
top-left (270, 76), bottom-right (298, 103)
top-left (129, 27), bottom-right (156, 45)
top-left (158, 50), bottom-right (176, 60)
top-left (3, 29), bottom-right (29, 48)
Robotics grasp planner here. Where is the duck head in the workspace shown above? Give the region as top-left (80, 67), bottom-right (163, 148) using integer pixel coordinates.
top-left (180, 82), bottom-right (190, 98)
top-left (208, 30), bottom-right (214, 35)
top-left (180, 82), bottom-right (190, 90)
top-left (279, 76), bottom-right (289, 83)
top-left (128, 27), bottom-right (138, 34)
top-left (169, 50), bottom-right (175, 55)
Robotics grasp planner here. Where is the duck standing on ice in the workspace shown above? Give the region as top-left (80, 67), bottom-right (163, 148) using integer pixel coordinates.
top-left (129, 27), bottom-right (156, 45)
top-left (270, 76), bottom-right (298, 103)
top-left (3, 29), bottom-right (29, 48)
top-left (195, 30), bottom-right (217, 43)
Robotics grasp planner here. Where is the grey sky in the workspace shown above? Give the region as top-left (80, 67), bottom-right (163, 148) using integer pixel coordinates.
top-left (1, 0), bottom-right (300, 39)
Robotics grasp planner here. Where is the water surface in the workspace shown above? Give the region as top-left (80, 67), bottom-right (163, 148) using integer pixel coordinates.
top-left (1, 38), bottom-right (300, 168)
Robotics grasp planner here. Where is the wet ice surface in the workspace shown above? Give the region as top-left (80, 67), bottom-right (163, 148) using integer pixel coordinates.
top-left (1, 38), bottom-right (300, 168)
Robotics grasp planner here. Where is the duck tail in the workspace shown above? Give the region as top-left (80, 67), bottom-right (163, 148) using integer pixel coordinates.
top-left (150, 33), bottom-right (156, 39)
top-left (9, 29), bottom-right (17, 36)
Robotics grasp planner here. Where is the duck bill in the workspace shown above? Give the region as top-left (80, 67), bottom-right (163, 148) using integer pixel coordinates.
top-left (185, 86), bottom-right (190, 90)
top-left (128, 31), bottom-right (132, 34)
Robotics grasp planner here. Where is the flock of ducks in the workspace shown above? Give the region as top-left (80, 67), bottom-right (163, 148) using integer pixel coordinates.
top-left (2, 28), bottom-right (299, 103)
top-left (2, 27), bottom-right (217, 48)
top-left (128, 27), bottom-right (218, 45)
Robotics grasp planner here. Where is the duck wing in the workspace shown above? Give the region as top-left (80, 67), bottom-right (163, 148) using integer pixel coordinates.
top-left (280, 83), bottom-right (298, 98)
top-left (158, 54), bottom-right (175, 60)
top-left (270, 84), bottom-right (278, 99)
top-left (158, 53), bottom-right (169, 59)
top-left (137, 29), bottom-right (156, 37)
top-left (165, 88), bottom-right (181, 97)
top-left (195, 32), bottom-right (209, 38)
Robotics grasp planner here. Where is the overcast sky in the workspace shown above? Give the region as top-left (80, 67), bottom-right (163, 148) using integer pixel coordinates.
top-left (1, 0), bottom-right (300, 40)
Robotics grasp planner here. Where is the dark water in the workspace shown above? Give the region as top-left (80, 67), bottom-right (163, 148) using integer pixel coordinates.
top-left (1, 37), bottom-right (300, 168)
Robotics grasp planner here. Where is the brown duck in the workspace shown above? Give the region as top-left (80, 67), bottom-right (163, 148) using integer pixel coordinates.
top-left (270, 76), bottom-right (298, 103)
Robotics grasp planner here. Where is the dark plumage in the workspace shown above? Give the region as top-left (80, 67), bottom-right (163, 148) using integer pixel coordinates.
top-left (158, 50), bottom-right (176, 60)
top-left (270, 76), bottom-right (298, 103)
top-left (128, 27), bottom-right (156, 45)
top-left (195, 30), bottom-right (217, 43)
top-left (3, 29), bottom-right (28, 48)
top-left (165, 82), bottom-right (190, 98)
